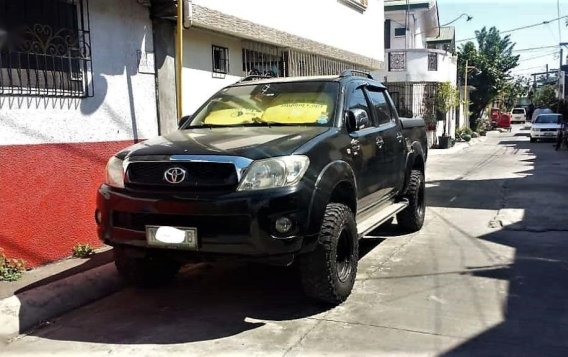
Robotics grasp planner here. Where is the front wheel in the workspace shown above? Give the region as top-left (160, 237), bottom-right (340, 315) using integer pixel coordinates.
top-left (530, 137), bottom-right (536, 143)
top-left (397, 170), bottom-right (426, 232)
top-left (299, 203), bottom-right (358, 305)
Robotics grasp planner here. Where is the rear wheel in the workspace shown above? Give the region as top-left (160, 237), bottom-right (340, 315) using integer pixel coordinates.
top-left (114, 247), bottom-right (181, 287)
top-left (397, 170), bottom-right (426, 232)
top-left (299, 203), bottom-right (358, 305)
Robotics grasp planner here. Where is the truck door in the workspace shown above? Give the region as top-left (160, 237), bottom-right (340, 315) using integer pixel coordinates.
top-left (345, 84), bottom-right (391, 212)
top-left (364, 86), bottom-right (406, 197)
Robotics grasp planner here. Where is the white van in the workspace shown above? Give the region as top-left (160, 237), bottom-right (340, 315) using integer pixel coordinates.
top-left (511, 108), bottom-right (526, 123)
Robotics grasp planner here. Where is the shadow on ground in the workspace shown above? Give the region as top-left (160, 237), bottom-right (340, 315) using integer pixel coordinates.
top-left (428, 137), bottom-right (568, 355)
top-left (19, 226), bottom-right (396, 344)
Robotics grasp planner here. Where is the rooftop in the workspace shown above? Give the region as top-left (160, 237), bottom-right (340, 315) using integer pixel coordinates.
top-left (426, 26), bottom-right (455, 43)
top-left (384, 0), bottom-right (434, 11)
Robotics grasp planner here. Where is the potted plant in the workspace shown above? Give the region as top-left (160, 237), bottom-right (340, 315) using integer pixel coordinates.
top-left (435, 82), bottom-right (460, 149)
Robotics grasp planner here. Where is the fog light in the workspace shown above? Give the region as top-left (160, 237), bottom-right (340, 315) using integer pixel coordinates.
top-left (275, 217), bottom-right (293, 234)
top-left (95, 210), bottom-right (102, 225)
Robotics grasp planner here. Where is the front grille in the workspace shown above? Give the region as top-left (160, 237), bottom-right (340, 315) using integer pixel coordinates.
top-left (113, 211), bottom-right (250, 236)
top-left (126, 162), bottom-right (238, 191)
top-left (540, 128), bottom-right (557, 132)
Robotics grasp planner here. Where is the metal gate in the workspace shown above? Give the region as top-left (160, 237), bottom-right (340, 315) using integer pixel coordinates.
top-left (242, 41), bottom-right (369, 78)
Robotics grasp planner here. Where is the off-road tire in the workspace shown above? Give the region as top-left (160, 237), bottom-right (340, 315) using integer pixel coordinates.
top-left (114, 247), bottom-right (181, 288)
top-left (397, 170), bottom-right (426, 232)
top-left (299, 203), bottom-right (358, 305)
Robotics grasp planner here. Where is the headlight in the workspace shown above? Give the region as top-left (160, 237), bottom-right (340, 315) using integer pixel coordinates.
top-left (105, 156), bottom-right (125, 188)
top-left (237, 155), bottom-right (310, 191)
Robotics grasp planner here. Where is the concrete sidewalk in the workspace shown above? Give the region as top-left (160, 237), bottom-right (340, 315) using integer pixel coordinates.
top-left (0, 248), bottom-right (122, 344)
top-left (429, 134), bottom-right (489, 156)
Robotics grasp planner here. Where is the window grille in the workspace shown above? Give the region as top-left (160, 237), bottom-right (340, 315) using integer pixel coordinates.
top-left (242, 41), bottom-right (284, 77)
top-left (428, 52), bottom-right (438, 71)
top-left (388, 52), bottom-right (406, 71)
top-left (286, 49), bottom-right (368, 77)
top-left (0, 0), bottom-right (93, 97)
top-left (212, 45), bottom-right (229, 74)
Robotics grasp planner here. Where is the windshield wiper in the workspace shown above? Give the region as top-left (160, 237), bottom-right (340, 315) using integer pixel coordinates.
top-left (188, 124), bottom-right (238, 129)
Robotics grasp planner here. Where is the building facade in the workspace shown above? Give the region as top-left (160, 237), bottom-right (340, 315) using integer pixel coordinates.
top-left (0, 0), bottom-right (159, 266)
top-left (374, 0), bottom-right (459, 146)
top-left (172, 0), bottom-right (385, 130)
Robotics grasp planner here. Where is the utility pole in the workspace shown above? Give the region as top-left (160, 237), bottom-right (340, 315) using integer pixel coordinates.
top-left (464, 60), bottom-right (469, 129)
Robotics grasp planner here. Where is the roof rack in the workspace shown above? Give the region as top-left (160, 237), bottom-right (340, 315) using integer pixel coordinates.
top-left (340, 69), bottom-right (374, 80)
top-left (239, 74), bottom-right (274, 82)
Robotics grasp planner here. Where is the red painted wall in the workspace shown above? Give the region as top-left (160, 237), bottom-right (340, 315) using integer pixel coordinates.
top-left (0, 141), bottom-right (133, 267)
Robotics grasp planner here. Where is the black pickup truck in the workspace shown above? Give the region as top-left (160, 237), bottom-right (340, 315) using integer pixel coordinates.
top-left (96, 71), bottom-right (427, 304)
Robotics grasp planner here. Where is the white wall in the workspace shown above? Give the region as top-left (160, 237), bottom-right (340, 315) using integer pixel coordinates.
top-left (182, 28), bottom-right (243, 115)
top-left (375, 49), bottom-right (457, 83)
top-left (385, 7), bottom-right (437, 50)
top-left (192, 0), bottom-right (384, 62)
top-left (0, 0), bottom-right (158, 146)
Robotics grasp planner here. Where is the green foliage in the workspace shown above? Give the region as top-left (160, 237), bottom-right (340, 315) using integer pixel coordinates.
top-left (471, 132), bottom-right (480, 138)
top-left (435, 82), bottom-right (460, 114)
top-left (72, 244), bottom-right (95, 258)
top-left (456, 127), bottom-right (473, 137)
top-left (532, 85), bottom-right (558, 108)
top-left (458, 26), bottom-right (520, 127)
top-left (0, 248), bottom-right (26, 282)
top-left (503, 77), bottom-right (530, 110)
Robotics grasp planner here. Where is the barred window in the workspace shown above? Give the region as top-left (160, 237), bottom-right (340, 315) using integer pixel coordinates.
top-left (212, 45), bottom-right (229, 75)
top-left (0, 0), bottom-right (93, 97)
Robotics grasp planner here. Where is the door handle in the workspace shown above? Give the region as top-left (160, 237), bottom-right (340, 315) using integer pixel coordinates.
top-left (396, 132), bottom-right (404, 142)
top-left (375, 136), bottom-right (384, 149)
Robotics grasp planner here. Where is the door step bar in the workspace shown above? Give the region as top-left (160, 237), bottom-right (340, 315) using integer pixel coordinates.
top-left (356, 200), bottom-right (409, 237)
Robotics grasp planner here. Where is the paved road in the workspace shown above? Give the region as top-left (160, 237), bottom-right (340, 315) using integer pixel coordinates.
top-left (6, 126), bottom-right (568, 356)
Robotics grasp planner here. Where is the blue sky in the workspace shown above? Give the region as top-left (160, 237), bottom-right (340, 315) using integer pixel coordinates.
top-left (438, 0), bottom-right (567, 77)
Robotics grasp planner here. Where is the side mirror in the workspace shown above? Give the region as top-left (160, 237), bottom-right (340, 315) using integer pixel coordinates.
top-left (346, 109), bottom-right (370, 132)
top-left (178, 115), bottom-right (192, 129)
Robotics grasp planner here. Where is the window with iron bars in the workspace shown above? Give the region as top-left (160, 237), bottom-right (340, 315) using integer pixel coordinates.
top-left (0, 0), bottom-right (93, 97)
top-left (212, 45), bottom-right (229, 75)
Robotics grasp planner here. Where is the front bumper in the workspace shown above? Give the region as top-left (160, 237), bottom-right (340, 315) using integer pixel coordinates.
top-left (531, 130), bottom-right (558, 139)
top-left (96, 184), bottom-right (317, 260)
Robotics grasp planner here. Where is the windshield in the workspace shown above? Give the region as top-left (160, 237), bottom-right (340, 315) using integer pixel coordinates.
top-left (512, 109), bottom-right (524, 114)
top-left (534, 115), bottom-right (562, 124)
top-left (187, 81), bottom-right (339, 128)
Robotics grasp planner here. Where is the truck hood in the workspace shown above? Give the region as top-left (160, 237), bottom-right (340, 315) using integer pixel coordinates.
top-left (119, 126), bottom-right (331, 160)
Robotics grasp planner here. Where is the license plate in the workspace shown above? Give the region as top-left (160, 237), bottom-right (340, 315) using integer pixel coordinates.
top-left (146, 226), bottom-right (198, 250)
top-left (545, 132), bottom-right (555, 136)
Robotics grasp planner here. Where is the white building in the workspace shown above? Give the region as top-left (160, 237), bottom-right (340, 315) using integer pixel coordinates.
top-left (374, 0), bottom-right (459, 145)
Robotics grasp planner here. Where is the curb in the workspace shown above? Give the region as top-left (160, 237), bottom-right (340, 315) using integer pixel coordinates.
top-left (0, 262), bottom-right (123, 343)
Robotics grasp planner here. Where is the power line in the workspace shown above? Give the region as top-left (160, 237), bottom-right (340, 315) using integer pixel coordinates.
top-left (456, 15), bottom-right (568, 43)
top-left (513, 45), bottom-right (559, 53)
top-left (520, 51), bottom-right (559, 61)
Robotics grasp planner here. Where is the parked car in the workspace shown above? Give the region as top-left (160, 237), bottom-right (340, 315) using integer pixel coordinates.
top-left (530, 114), bottom-right (563, 142)
top-left (95, 71), bottom-right (428, 304)
top-left (526, 108), bottom-right (554, 129)
top-left (511, 108), bottom-right (526, 124)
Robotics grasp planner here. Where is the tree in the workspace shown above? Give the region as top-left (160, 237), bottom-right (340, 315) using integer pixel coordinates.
top-left (458, 27), bottom-right (520, 128)
top-left (435, 82), bottom-right (460, 136)
top-left (502, 76), bottom-right (529, 110)
top-left (532, 85), bottom-right (558, 108)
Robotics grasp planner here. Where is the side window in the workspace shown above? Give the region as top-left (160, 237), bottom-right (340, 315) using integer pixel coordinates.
top-left (347, 87), bottom-right (374, 127)
top-left (366, 88), bottom-right (393, 125)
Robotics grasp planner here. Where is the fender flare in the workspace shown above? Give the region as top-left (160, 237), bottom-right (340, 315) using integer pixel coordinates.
top-left (302, 160), bottom-right (357, 251)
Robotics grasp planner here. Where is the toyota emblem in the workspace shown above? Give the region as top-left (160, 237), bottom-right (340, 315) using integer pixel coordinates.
top-left (164, 167), bottom-right (187, 184)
